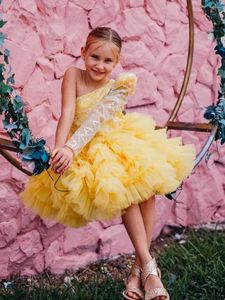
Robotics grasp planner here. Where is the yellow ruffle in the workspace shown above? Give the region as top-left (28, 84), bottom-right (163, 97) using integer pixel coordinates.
top-left (20, 112), bottom-right (195, 228)
top-left (113, 73), bottom-right (137, 95)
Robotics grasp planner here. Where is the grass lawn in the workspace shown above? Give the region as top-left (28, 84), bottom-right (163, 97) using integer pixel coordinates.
top-left (0, 228), bottom-right (225, 300)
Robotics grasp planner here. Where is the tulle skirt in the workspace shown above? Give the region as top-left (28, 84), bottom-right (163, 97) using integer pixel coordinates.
top-left (21, 112), bottom-right (195, 227)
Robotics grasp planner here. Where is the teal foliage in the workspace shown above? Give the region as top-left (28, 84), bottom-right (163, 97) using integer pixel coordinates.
top-left (202, 0), bottom-right (225, 144)
top-left (0, 32), bottom-right (6, 47)
top-left (0, 17), bottom-right (50, 175)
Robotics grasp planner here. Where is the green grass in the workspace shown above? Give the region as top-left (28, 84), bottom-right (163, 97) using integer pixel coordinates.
top-left (160, 229), bottom-right (225, 299)
top-left (0, 229), bottom-right (225, 300)
top-left (0, 276), bottom-right (125, 300)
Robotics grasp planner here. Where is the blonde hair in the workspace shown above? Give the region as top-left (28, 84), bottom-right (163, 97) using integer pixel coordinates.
top-left (85, 27), bottom-right (122, 53)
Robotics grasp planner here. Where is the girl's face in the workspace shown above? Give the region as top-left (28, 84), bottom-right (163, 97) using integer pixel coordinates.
top-left (81, 40), bottom-right (120, 82)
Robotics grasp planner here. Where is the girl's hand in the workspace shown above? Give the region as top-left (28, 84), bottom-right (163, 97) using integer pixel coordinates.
top-left (50, 146), bottom-right (74, 174)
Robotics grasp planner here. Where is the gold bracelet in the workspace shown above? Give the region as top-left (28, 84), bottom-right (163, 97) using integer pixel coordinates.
top-left (64, 144), bottom-right (75, 157)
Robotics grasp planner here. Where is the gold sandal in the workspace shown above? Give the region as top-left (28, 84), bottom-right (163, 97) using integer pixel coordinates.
top-left (123, 264), bottom-right (144, 300)
top-left (141, 258), bottom-right (170, 300)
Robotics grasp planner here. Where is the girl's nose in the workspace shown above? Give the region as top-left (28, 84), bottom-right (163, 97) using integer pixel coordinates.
top-left (96, 61), bottom-right (104, 70)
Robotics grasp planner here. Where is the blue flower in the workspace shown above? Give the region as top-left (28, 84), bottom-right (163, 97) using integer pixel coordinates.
top-left (215, 43), bottom-right (225, 58)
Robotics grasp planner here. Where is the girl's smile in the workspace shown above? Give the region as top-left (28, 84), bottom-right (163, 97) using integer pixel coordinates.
top-left (81, 41), bottom-right (120, 84)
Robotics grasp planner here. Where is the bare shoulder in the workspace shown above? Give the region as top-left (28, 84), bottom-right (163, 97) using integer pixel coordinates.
top-left (61, 67), bottom-right (81, 101)
top-left (63, 67), bottom-right (84, 88)
top-left (63, 66), bottom-right (80, 80)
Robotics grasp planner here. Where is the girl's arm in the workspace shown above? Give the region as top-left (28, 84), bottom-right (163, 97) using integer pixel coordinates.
top-left (65, 73), bottom-right (137, 156)
top-left (55, 67), bottom-right (76, 148)
top-left (50, 67), bottom-right (77, 174)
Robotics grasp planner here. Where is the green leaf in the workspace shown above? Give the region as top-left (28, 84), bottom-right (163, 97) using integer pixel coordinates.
top-left (22, 154), bottom-right (34, 161)
top-left (21, 128), bottom-right (32, 146)
top-left (202, 0), bottom-right (213, 9)
top-left (0, 82), bottom-right (12, 95)
top-left (4, 48), bottom-right (10, 64)
top-left (219, 119), bottom-right (225, 125)
top-left (41, 151), bottom-right (50, 163)
top-left (7, 73), bottom-right (15, 84)
top-left (218, 67), bottom-right (225, 78)
top-left (2, 121), bottom-right (18, 131)
top-left (0, 32), bottom-right (6, 47)
top-left (0, 20), bottom-right (7, 28)
top-left (13, 95), bottom-right (24, 113)
top-left (0, 95), bottom-right (9, 109)
top-left (216, 2), bottom-right (225, 12)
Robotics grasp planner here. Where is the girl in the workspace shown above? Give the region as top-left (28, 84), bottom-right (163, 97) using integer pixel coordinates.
top-left (21, 27), bottom-right (195, 300)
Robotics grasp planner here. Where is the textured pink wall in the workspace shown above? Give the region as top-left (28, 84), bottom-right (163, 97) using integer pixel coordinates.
top-left (0, 0), bottom-right (225, 278)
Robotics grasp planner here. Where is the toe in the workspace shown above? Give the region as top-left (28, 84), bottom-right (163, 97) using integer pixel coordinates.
top-left (127, 291), bottom-right (140, 300)
top-left (127, 291), bottom-right (135, 299)
top-left (134, 292), bottom-right (141, 300)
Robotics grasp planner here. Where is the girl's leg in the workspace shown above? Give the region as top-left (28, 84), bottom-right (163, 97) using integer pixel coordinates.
top-left (123, 199), bottom-right (167, 300)
top-left (122, 204), bottom-right (151, 299)
top-left (139, 197), bottom-right (167, 299)
top-left (122, 204), bottom-right (152, 263)
top-left (135, 196), bottom-right (156, 266)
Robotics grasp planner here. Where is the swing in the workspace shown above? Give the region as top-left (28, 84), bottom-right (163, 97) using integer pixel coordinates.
top-left (0, 0), bottom-right (219, 179)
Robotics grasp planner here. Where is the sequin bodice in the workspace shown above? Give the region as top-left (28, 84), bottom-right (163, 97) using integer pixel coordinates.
top-left (69, 80), bottom-right (113, 135)
top-left (66, 73), bottom-right (137, 155)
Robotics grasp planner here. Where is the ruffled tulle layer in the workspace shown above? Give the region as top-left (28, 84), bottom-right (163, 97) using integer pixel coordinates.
top-left (21, 113), bottom-right (195, 227)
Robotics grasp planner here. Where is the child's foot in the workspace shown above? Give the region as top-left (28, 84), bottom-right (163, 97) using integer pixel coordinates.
top-left (123, 264), bottom-right (144, 300)
top-left (126, 273), bottom-right (142, 299)
top-left (144, 274), bottom-right (167, 300)
top-left (142, 258), bottom-right (169, 300)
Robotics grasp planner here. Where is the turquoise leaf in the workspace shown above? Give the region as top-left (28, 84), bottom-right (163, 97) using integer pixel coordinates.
top-left (218, 68), bottom-right (225, 78)
top-left (3, 122), bottom-right (18, 131)
top-left (13, 95), bottom-right (24, 113)
top-left (216, 2), bottom-right (225, 12)
top-left (41, 151), bottom-right (49, 163)
top-left (19, 143), bottom-right (28, 151)
top-left (22, 154), bottom-right (34, 161)
top-left (0, 82), bottom-right (12, 94)
top-left (7, 74), bottom-right (15, 84)
top-left (4, 48), bottom-right (9, 64)
top-left (21, 128), bottom-right (32, 146)
top-left (0, 33), bottom-right (6, 47)
top-left (0, 20), bottom-right (7, 28)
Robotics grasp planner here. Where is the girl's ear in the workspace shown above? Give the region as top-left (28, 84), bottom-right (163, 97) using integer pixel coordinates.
top-left (81, 47), bottom-right (85, 60)
top-left (115, 54), bottom-right (120, 66)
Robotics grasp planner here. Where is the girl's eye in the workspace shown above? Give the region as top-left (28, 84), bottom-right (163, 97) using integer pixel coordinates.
top-left (91, 55), bottom-right (99, 60)
top-left (105, 59), bottom-right (113, 63)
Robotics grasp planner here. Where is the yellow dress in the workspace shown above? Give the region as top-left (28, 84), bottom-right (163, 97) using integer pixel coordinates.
top-left (21, 73), bottom-right (195, 228)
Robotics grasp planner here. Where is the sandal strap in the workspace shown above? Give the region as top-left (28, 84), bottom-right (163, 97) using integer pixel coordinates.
top-left (130, 264), bottom-right (141, 278)
top-left (123, 287), bottom-right (144, 299)
top-left (145, 287), bottom-right (169, 300)
top-left (123, 264), bottom-right (144, 299)
top-left (141, 258), bottom-right (159, 284)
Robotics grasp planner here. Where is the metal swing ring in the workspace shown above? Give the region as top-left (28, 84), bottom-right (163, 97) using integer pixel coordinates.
top-left (165, 0), bottom-right (217, 169)
top-left (0, 0), bottom-right (218, 176)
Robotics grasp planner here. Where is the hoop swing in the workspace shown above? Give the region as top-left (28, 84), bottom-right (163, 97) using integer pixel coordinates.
top-left (0, 0), bottom-right (224, 198)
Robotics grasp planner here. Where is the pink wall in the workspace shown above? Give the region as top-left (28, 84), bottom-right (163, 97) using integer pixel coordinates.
top-left (0, 0), bottom-right (225, 278)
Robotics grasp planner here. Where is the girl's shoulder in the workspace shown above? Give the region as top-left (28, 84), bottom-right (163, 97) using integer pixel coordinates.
top-left (63, 67), bottom-right (85, 96)
top-left (62, 67), bottom-right (80, 87)
top-left (64, 66), bottom-right (81, 78)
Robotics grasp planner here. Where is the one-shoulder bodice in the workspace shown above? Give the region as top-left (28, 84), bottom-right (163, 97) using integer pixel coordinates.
top-left (68, 73), bottom-right (137, 137)
top-left (69, 80), bottom-right (114, 135)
